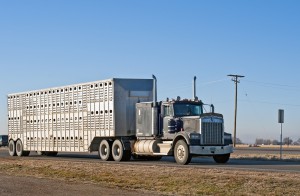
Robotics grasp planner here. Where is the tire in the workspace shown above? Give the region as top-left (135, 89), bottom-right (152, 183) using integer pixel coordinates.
top-left (98, 140), bottom-right (113, 161)
top-left (112, 139), bottom-right (130, 162)
top-left (174, 140), bottom-right (192, 165)
top-left (16, 140), bottom-right (30, 157)
top-left (8, 140), bottom-right (16, 156)
top-left (213, 153), bottom-right (230, 164)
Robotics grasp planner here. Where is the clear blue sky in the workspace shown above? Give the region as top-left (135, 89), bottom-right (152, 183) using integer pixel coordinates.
top-left (1, 1), bottom-right (300, 143)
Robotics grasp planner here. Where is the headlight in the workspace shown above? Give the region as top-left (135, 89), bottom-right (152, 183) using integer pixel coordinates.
top-left (190, 133), bottom-right (200, 139)
top-left (224, 133), bottom-right (232, 140)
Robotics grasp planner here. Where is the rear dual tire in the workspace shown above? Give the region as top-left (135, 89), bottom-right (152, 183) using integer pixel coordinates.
top-left (98, 140), bottom-right (113, 161)
top-left (16, 140), bottom-right (30, 156)
top-left (112, 140), bottom-right (131, 162)
top-left (98, 139), bottom-right (131, 162)
top-left (9, 140), bottom-right (30, 157)
top-left (8, 140), bottom-right (16, 156)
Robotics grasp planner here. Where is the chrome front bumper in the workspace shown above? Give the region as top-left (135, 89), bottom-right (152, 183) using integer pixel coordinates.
top-left (190, 145), bottom-right (233, 155)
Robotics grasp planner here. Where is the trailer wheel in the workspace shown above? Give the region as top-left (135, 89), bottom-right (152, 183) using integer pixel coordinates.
top-left (16, 140), bottom-right (30, 157)
top-left (213, 153), bottom-right (230, 164)
top-left (112, 140), bottom-right (130, 162)
top-left (98, 140), bottom-right (113, 161)
top-left (174, 140), bottom-right (192, 165)
top-left (8, 140), bottom-right (16, 156)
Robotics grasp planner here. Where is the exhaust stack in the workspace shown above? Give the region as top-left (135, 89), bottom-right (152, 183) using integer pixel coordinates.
top-left (152, 75), bottom-right (157, 107)
top-left (152, 75), bottom-right (158, 136)
top-left (193, 76), bottom-right (197, 100)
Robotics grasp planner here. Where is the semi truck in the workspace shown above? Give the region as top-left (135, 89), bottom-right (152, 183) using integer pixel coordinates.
top-left (7, 76), bottom-right (233, 165)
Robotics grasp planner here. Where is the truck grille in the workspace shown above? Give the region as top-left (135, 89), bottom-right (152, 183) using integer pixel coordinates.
top-left (201, 121), bottom-right (223, 145)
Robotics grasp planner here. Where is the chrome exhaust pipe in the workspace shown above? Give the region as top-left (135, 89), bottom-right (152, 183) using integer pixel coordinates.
top-left (152, 75), bottom-right (157, 107)
top-left (193, 76), bottom-right (197, 100)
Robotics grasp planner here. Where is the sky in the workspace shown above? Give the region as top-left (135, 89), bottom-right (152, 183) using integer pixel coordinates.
top-left (1, 1), bottom-right (300, 144)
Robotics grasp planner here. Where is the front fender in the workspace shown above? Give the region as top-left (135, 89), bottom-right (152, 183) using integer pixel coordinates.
top-left (173, 132), bottom-right (190, 146)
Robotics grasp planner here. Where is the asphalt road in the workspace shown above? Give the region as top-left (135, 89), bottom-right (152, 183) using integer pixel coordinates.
top-left (1, 147), bottom-right (300, 173)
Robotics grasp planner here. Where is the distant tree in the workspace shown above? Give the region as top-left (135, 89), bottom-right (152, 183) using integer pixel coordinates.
top-left (236, 138), bottom-right (243, 144)
top-left (264, 139), bottom-right (272, 145)
top-left (283, 137), bottom-right (293, 145)
top-left (272, 140), bottom-right (279, 145)
top-left (255, 138), bottom-right (264, 145)
top-left (255, 138), bottom-right (280, 145)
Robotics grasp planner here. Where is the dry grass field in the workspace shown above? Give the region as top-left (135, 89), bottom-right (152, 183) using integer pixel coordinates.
top-left (0, 157), bottom-right (299, 196)
top-left (236, 144), bottom-right (300, 148)
top-left (233, 145), bottom-right (300, 160)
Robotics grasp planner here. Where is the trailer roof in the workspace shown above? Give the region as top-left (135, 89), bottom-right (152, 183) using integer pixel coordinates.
top-left (8, 77), bottom-right (153, 96)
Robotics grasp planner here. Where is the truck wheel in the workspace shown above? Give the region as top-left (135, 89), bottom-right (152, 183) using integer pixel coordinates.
top-left (112, 139), bottom-right (130, 162)
top-left (174, 140), bottom-right (192, 165)
top-left (8, 140), bottom-right (16, 156)
top-left (16, 140), bottom-right (30, 156)
top-left (213, 153), bottom-right (230, 163)
top-left (98, 140), bottom-right (113, 161)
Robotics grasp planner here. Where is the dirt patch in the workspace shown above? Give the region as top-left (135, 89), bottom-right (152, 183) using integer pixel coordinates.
top-left (0, 174), bottom-right (155, 196)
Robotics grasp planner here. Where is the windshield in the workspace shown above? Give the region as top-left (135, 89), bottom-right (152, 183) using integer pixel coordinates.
top-left (173, 103), bottom-right (203, 117)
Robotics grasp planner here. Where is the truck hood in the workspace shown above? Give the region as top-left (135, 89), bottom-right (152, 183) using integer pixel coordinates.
top-left (180, 114), bottom-right (223, 133)
top-left (181, 117), bottom-right (200, 133)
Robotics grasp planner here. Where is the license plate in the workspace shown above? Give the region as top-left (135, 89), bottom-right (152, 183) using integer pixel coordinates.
top-left (210, 147), bottom-right (216, 152)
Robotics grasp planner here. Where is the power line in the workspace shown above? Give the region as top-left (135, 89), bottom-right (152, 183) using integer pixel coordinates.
top-left (240, 99), bottom-right (300, 107)
top-left (244, 80), bottom-right (300, 90)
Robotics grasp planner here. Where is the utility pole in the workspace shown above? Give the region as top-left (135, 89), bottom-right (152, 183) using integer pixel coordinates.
top-left (228, 74), bottom-right (245, 147)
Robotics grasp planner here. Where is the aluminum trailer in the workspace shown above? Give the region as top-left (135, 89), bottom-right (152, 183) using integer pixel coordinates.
top-left (8, 78), bottom-right (153, 158)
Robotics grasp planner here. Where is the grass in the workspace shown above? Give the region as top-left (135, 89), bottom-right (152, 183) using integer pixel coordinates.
top-left (233, 146), bottom-right (300, 161)
top-left (0, 157), bottom-right (300, 195)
